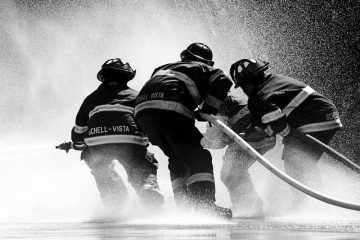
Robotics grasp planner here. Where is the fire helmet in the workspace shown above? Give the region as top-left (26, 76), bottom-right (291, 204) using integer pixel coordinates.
top-left (229, 59), bottom-right (269, 88)
top-left (180, 42), bottom-right (214, 66)
top-left (97, 58), bottom-right (136, 82)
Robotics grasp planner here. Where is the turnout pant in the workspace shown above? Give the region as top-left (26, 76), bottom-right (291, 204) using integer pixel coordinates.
top-left (220, 130), bottom-right (276, 217)
top-left (82, 144), bottom-right (163, 212)
top-left (221, 143), bottom-right (262, 216)
top-left (136, 110), bottom-right (216, 209)
top-left (282, 129), bottom-right (338, 207)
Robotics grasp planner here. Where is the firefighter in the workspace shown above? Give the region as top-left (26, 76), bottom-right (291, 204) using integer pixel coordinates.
top-left (71, 58), bottom-right (164, 215)
top-left (134, 43), bottom-right (233, 219)
top-left (229, 59), bottom-right (343, 210)
top-left (201, 92), bottom-right (276, 218)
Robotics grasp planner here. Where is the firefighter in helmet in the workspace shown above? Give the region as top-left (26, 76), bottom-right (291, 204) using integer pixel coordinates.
top-left (71, 58), bottom-right (164, 215)
top-left (229, 59), bottom-right (342, 210)
top-left (134, 43), bottom-right (233, 219)
top-left (201, 92), bottom-right (276, 218)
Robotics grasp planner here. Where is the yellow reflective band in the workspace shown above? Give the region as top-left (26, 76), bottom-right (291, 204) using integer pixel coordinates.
top-left (85, 135), bottom-right (149, 146)
top-left (248, 137), bottom-right (276, 149)
top-left (171, 175), bottom-right (190, 190)
top-left (262, 109), bottom-right (285, 123)
top-left (209, 71), bottom-right (225, 85)
top-left (153, 69), bottom-right (201, 104)
top-left (208, 71), bottom-right (226, 84)
top-left (74, 125), bottom-right (88, 134)
top-left (205, 94), bottom-right (223, 110)
top-left (264, 125), bottom-right (274, 136)
top-left (279, 124), bottom-right (290, 137)
top-left (229, 106), bottom-right (250, 124)
top-left (283, 85), bottom-right (315, 116)
top-left (297, 119), bottom-right (343, 133)
top-left (74, 142), bottom-right (86, 148)
top-left (187, 173), bottom-right (215, 185)
top-left (89, 104), bottom-right (134, 118)
top-left (134, 100), bottom-right (195, 120)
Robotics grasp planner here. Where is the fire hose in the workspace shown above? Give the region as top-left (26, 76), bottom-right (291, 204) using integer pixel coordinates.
top-left (292, 130), bottom-right (360, 174)
top-left (200, 113), bottom-right (360, 211)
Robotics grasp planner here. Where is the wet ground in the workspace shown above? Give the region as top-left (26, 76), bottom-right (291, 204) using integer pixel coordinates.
top-left (1, 147), bottom-right (360, 239)
top-left (1, 219), bottom-right (360, 240)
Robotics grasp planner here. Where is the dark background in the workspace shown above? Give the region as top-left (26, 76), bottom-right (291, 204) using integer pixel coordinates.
top-left (2, 0), bottom-right (359, 163)
top-left (168, 0), bottom-right (360, 162)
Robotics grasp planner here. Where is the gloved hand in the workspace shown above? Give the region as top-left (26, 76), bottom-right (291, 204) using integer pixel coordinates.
top-left (55, 141), bottom-right (73, 153)
top-left (194, 109), bottom-right (211, 122)
top-left (80, 147), bottom-right (91, 161)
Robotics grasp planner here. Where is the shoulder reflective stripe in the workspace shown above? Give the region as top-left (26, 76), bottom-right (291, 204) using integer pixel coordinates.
top-left (85, 135), bottom-right (149, 146)
top-left (74, 125), bottom-right (88, 133)
top-left (89, 104), bottom-right (134, 118)
top-left (297, 119), bottom-right (343, 133)
top-left (205, 94), bottom-right (223, 110)
top-left (229, 106), bottom-right (250, 124)
top-left (279, 124), bottom-right (290, 137)
top-left (187, 173), bottom-right (215, 185)
top-left (134, 100), bottom-right (195, 120)
top-left (283, 85), bottom-right (315, 116)
top-left (262, 109), bottom-right (285, 123)
top-left (208, 71), bottom-right (226, 84)
top-left (152, 69), bottom-right (201, 104)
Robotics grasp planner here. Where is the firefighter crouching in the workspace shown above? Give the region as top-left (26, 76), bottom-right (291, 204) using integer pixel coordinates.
top-left (71, 58), bottom-right (164, 214)
top-left (201, 93), bottom-right (276, 218)
top-left (229, 59), bottom-right (342, 210)
top-left (134, 42), bottom-right (233, 219)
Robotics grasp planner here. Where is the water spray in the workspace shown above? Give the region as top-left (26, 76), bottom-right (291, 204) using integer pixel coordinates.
top-left (292, 130), bottom-right (360, 174)
top-left (200, 113), bottom-right (360, 211)
top-left (0, 145), bottom-right (54, 155)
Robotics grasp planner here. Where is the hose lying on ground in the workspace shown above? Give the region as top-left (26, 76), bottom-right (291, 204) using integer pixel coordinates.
top-left (200, 113), bottom-right (360, 211)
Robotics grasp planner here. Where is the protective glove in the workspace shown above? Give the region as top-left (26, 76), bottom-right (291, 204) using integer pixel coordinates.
top-left (80, 147), bottom-right (91, 161)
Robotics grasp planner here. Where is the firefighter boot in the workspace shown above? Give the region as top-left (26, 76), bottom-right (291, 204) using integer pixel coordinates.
top-left (173, 184), bottom-right (191, 211)
top-left (91, 163), bottom-right (129, 213)
top-left (138, 174), bottom-right (164, 212)
top-left (188, 181), bottom-right (232, 220)
top-left (171, 175), bottom-right (191, 211)
top-left (222, 172), bottom-right (264, 219)
top-left (229, 183), bottom-right (264, 219)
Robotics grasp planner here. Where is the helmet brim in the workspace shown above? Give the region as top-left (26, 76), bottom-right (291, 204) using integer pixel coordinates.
top-left (97, 68), bottom-right (106, 82)
top-left (230, 59), bottom-right (269, 88)
top-left (97, 67), bottom-right (135, 82)
top-left (180, 50), bottom-right (214, 66)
